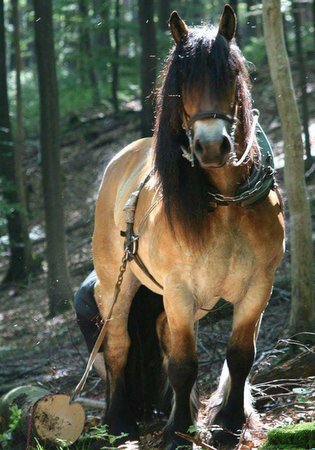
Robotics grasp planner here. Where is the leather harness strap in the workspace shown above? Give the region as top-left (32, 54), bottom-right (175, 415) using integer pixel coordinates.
top-left (121, 172), bottom-right (163, 290)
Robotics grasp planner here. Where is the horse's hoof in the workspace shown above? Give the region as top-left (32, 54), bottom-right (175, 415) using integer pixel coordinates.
top-left (211, 428), bottom-right (239, 449)
top-left (163, 427), bottom-right (192, 450)
top-left (104, 418), bottom-right (139, 445)
top-left (165, 443), bottom-right (192, 450)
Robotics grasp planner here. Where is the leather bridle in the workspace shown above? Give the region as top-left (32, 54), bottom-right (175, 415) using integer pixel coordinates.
top-left (181, 104), bottom-right (239, 167)
top-left (187, 110), bottom-right (236, 128)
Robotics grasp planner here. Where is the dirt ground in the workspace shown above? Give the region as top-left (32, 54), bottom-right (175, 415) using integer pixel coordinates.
top-left (0, 77), bottom-right (315, 448)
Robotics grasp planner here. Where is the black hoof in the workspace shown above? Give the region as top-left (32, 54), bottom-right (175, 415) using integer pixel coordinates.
top-left (163, 426), bottom-right (192, 450)
top-left (103, 416), bottom-right (139, 444)
top-left (211, 428), bottom-right (239, 449)
top-left (165, 442), bottom-right (192, 450)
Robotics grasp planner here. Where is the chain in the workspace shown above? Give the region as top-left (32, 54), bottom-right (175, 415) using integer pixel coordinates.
top-left (209, 176), bottom-right (265, 204)
top-left (72, 249), bottom-right (130, 400)
top-left (208, 166), bottom-right (275, 205)
top-left (116, 251), bottom-right (129, 289)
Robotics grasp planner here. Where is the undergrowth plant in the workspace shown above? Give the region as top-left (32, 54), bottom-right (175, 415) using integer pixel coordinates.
top-left (0, 405), bottom-right (22, 449)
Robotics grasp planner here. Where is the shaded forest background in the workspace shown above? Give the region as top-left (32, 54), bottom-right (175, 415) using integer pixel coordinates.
top-left (0, 0), bottom-right (314, 448)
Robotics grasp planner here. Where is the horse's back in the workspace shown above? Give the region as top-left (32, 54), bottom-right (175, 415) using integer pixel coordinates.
top-left (93, 137), bottom-right (154, 276)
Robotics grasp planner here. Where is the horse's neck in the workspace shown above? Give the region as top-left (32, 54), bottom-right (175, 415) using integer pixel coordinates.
top-left (206, 163), bottom-right (250, 196)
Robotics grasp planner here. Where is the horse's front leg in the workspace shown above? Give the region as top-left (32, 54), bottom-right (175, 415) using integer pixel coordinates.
top-left (163, 284), bottom-right (198, 450)
top-left (94, 272), bottom-right (140, 442)
top-left (209, 282), bottom-right (273, 447)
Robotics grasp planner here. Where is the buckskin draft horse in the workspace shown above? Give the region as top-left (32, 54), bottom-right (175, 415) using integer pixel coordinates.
top-left (92, 5), bottom-right (285, 449)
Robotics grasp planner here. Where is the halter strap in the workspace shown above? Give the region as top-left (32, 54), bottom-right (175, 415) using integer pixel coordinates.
top-left (188, 110), bottom-right (236, 128)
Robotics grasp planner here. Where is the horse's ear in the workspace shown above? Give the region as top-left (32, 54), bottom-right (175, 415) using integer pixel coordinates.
top-left (169, 11), bottom-right (188, 44)
top-left (218, 4), bottom-right (237, 42)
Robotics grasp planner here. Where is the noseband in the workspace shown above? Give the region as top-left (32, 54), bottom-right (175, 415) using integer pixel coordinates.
top-left (187, 110), bottom-right (236, 128)
top-left (181, 108), bottom-right (238, 166)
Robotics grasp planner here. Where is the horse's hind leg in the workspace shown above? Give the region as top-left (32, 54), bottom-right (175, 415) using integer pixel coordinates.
top-left (94, 272), bottom-right (140, 442)
top-left (209, 286), bottom-right (272, 447)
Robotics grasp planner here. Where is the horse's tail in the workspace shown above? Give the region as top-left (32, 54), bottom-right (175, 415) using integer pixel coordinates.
top-left (125, 286), bottom-right (171, 421)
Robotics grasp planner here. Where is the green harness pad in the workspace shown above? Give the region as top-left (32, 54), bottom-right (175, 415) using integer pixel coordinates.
top-left (208, 122), bottom-right (276, 209)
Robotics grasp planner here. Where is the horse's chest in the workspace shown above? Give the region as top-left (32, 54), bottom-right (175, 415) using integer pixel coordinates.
top-left (191, 229), bottom-right (257, 303)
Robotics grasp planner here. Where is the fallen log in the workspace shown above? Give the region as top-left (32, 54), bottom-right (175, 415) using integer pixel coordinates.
top-left (0, 385), bottom-right (85, 446)
top-left (253, 347), bottom-right (315, 385)
top-left (252, 347), bottom-right (315, 407)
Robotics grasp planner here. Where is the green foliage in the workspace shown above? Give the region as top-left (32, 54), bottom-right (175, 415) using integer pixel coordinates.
top-left (30, 425), bottom-right (130, 450)
top-left (0, 405), bottom-right (22, 449)
top-left (243, 36), bottom-right (267, 68)
top-left (263, 421), bottom-right (315, 449)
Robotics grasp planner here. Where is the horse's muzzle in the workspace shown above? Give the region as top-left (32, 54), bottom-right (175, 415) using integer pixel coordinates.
top-left (193, 131), bottom-right (233, 168)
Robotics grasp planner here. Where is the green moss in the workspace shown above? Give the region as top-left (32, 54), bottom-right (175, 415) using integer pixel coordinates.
top-left (263, 422), bottom-right (315, 449)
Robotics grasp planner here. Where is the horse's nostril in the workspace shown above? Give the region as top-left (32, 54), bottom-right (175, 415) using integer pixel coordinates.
top-left (195, 139), bottom-right (203, 154)
top-left (220, 135), bottom-right (232, 155)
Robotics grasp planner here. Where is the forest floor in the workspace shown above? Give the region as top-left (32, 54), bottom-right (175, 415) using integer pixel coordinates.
top-left (0, 71), bottom-right (315, 449)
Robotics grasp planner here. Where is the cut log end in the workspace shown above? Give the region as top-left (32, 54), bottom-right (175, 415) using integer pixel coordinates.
top-left (0, 387), bottom-right (85, 446)
top-left (33, 393), bottom-right (85, 445)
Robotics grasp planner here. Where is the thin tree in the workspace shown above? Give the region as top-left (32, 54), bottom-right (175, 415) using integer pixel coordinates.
top-left (262, 0), bottom-right (314, 340)
top-left (158, 0), bottom-right (171, 31)
top-left (229, 0), bottom-right (241, 44)
top-left (78, 0), bottom-right (100, 105)
top-left (33, 0), bottom-right (72, 316)
top-left (245, 0), bottom-right (257, 42)
top-left (0, 0), bottom-right (33, 283)
top-left (292, 0), bottom-right (312, 163)
top-left (138, 0), bottom-right (157, 136)
top-left (112, 0), bottom-right (120, 112)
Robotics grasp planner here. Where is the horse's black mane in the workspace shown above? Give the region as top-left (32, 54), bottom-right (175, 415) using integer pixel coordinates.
top-left (153, 25), bottom-right (255, 243)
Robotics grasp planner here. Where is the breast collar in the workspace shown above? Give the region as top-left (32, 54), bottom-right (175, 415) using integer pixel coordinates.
top-left (207, 122), bottom-right (277, 210)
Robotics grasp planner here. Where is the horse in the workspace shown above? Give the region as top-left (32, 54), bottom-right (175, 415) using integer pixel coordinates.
top-left (92, 5), bottom-right (285, 449)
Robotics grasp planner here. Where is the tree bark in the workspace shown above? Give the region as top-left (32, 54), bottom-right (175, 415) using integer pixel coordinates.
top-left (111, 0), bottom-right (120, 112)
top-left (138, 0), bottom-right (157, 137)
top-left (33, 0), bottom-right (72, 316)
top-left (292, 1), bottom-right (312, 162)
top-left (98, 0), bottom-right (111, 48)
top-left (78, 0), bottom-right (100, 105)
top-left (253, 347), bottom-right (315, 385)
top-left (158, 0), bottom-right (171, 31)
top-left (0, 0), bottom-right (33, 283)
top-left (229, 0), bottom-right (241, 45)
top-left (245, 0), bottom-right (257, 42)
top-left (262, 0), bottom-right (314, 340)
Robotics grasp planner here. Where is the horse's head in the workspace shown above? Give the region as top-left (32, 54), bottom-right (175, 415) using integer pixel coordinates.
top-left (170, 5), bottom-right (241, 169)
top-left (154, 6), bottom-right (255, 242)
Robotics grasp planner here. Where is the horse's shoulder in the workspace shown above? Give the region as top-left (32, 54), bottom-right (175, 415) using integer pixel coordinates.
top-left (109, 137), bottom-right (153, 168)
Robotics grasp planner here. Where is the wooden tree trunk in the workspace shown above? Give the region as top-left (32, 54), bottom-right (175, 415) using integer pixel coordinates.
top-left (138, 0), bottom-right (157, 137)
top-left (33, 0), bottom-right (72, 316)
top-left (158, 0), bottom-right (171, 31)
top-left (262, 0), bottom-right (314, 340)
top-left (0, 0), bottom-right (33, 284)
top-left (292, 1), bottom-right (312, 162)
top-left (112, 0), bottom-right (120, 112)
top-left (0, 386), bottom-right (85, 445)
top-left (229, 0), bottom-right (241, 45)
top-left (245, 0), bottom-right (257, 42)
top-left (78, 0), bottom-right (100, 105)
